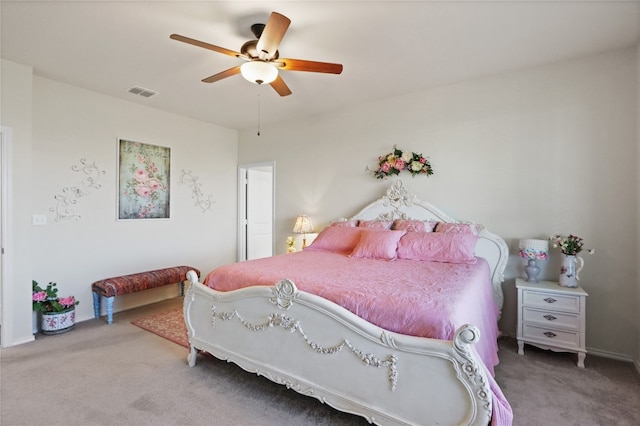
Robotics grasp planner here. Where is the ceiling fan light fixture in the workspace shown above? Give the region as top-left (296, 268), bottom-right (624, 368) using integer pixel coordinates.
top-left (240, 61), bottom-right (278, 85)
top-left (171, 11), bottom-right (342, 97)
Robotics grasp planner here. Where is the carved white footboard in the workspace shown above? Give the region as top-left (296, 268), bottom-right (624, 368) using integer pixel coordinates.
top-left (184, 271), bottom-right (492, 426)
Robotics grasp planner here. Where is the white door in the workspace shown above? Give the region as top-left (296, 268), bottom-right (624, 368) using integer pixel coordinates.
top-left (0, 129), bottom-right (3, 336)
top-left (246, 168), bottom-right (273, 259)
top-left (0, 126), bottom-right (11, 345)
top-left (238, 162), bottom-right (275, 261)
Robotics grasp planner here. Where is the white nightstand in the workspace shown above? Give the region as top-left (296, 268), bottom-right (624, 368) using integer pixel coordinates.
top-left (516, 278), bottom-right (588, 368)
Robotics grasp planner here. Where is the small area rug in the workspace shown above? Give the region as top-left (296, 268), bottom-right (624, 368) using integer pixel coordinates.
top-left (131, 307), bottom-right (188, 348)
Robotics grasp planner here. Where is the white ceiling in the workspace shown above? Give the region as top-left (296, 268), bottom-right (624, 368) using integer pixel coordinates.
top-left (2, 1), bottom-right (639, 131)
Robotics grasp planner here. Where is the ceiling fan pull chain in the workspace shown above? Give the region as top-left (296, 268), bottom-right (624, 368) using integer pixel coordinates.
top-left (257, 92), bottom-right (261, 136)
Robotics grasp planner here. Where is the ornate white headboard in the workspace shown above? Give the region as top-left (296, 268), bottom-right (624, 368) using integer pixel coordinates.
top-left (349, 180), bottom-right (509, 312)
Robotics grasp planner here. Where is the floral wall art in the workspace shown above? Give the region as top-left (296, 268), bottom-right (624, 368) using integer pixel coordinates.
top-left (118, 139), bottom-right (170, 219)
top-left (50, 158), bottom-right (106, 222)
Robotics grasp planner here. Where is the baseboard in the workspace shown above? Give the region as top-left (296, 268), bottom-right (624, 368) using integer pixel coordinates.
top-left (586, 346), bottom-right (635, 363)
top-left (3, 334), bottom-right (35, 348)
top-left (501, 331), bottom-right (636, 364)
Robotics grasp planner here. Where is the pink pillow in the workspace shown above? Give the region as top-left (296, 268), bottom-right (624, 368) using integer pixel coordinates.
top-left (391, 219), bottom-right (435, 233)
top-left (397, 232), bottom-right (478, 264)
top-left (358, 220), bottom-right (392, 229)
top-left (349, 229), bottom-right (406, 260)
top-left (434, 222), bottom-right (479, 235)
top-left (305, 226), bottom-right (364, 253)
top-left (331, 220), bottom-right (359, 227)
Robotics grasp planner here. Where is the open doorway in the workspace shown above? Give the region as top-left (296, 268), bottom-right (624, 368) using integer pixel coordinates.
top-left (237, 162), bottom-right (275, 261)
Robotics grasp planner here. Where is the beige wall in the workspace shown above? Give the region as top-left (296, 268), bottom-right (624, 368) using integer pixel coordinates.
top-left (637, 43), bottom-right (640, 371)
top-left (1, 61), bottom-right (239, 346)
top-left (239, 48), bottom-right (638, 360)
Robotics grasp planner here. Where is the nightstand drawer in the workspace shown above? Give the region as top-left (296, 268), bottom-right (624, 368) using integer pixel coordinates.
top-left (522, 290), bottom-right (581, 313)
top-left (522, 307), bottom-right (580, 330)
top-left (522, 324), bottom-right (580, 348)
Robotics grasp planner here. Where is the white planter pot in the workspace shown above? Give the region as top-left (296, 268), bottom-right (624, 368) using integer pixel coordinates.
top-left (40, 308), bottom-right (75, 335)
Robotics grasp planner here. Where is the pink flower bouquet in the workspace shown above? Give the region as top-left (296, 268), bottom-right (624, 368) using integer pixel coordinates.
top-left (371, 145), bottom-right (434, 179)
top-left (32, 281), bottom-right (79, 313)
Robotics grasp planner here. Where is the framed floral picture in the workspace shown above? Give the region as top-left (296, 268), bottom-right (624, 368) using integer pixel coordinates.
top-left (118, 139), bottom-right (170, 219)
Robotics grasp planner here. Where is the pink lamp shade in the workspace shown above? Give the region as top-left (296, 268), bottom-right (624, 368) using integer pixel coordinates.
top-left (518, 239), bottom-right (549, 260)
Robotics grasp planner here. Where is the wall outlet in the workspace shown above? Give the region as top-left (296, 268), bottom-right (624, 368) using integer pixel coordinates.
top-left (32, 214), bottom-right (47, 226)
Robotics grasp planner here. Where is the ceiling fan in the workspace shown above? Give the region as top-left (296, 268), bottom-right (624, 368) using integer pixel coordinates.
top-left (170, 11), bottom-right (343, 97)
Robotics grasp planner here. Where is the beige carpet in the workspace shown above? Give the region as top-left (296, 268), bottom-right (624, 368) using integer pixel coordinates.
top-left (2, 297), bottom-right (639, 425)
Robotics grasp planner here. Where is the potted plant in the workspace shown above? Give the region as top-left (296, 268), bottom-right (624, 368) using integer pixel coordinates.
top-left (32, 280), bottom-right (79, 334)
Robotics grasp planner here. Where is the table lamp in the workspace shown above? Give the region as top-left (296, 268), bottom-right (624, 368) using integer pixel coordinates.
top-left (293, 214), bottom-right (314, 249)
top-left (518, 239), bottom-right (549, 283)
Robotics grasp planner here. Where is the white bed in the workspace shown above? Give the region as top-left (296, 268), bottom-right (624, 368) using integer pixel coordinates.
top-left (183, 180), bottom-right (510, 425)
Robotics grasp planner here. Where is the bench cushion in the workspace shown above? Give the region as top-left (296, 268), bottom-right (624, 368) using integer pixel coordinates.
top-left (92, 266), bottom-right (200, 297)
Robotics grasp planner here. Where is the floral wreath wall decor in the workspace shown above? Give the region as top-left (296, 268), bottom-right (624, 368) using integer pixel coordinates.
top-left (369, 145), bottom-right (434, 180)
top-left (179, 170), bottom-right (214, 213)
top-left (50, 158), bottom-right (106, 222)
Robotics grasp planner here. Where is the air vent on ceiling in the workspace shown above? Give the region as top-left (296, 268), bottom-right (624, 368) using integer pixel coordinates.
top-left (127, 86), bottom-right (158, 98)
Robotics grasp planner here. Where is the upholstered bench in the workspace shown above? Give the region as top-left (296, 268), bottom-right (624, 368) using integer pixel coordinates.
top-left (92, 266), bottom-right (200, 324)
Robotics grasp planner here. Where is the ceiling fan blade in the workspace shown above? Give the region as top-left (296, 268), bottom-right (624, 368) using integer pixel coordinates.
top-left (170, 34), bottom-right (243, 58)
top-left (201, 66), bottom-right (241, 83)
top-left (270, 75), bottom-right (292, 97)
top-left (256, 12), bottom-right (291, 60)
top-left (276, 58), bottom-right (343, 74)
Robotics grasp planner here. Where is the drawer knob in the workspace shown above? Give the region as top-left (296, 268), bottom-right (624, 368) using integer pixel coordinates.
top-left (543, 297), bottom-right (557, 304)
top-left (543, 315), bottom-right (557, 321)
top-left (543, 331), bottom-right (557, 338)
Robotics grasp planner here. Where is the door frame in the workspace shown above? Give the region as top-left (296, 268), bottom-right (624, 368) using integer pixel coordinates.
top-left (237, 161), bottom-right (275, 262)
top-left (1, 126), bottom-right (13, 347)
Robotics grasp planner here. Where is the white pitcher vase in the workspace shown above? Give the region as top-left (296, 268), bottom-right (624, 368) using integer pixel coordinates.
top-left (559, 254), bottom-right (584, 288)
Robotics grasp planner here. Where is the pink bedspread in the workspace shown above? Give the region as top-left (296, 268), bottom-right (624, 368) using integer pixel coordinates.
top-left (205, 251), bottom-right (499, 372)
top-left (204, 250), bottom-right (513, 425)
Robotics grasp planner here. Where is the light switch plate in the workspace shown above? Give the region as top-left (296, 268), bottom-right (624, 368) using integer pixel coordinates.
top-left (32, 214), bottom-right (47, 226)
